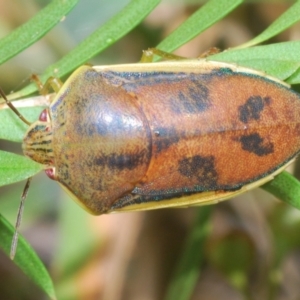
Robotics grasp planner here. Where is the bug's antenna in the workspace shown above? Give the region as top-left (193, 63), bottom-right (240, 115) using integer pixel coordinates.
top-left (10, 177), bottom-right (32, 260)
top-left (0, 86), bottom-right (31, 126)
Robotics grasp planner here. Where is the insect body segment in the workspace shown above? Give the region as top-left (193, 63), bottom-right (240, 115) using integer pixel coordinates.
top-left (22, 61), bottom-right (300, 214)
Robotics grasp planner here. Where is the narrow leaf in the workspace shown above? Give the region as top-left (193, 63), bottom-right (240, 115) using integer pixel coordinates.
top-left (209, 41), bottom-right (300, 83)
top-left (0, 214), bottom-right (56, 300)
top-left (0, 151), bottom-right (42, 187)
top-left (262, 171), bottom-right (300, 210)
top-left (157, 0), bottom-right (243, 53)
top-left (0, 0), bottom-right (78, 65)
top-left (234, 0), bottom-right (300, 49)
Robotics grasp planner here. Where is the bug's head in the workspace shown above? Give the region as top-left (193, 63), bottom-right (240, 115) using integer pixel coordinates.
top-left (22, 109), bottom-right (54, 166)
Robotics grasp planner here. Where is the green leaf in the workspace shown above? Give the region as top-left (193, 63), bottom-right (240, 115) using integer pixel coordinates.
top-left (262, 171), bottom-right (300, 210)
top-left (233, 0), bottom-right (300, 49)
top-left (11, 0), bottom-right (160, 99)
top-left (0, 151), bottom-right (43, 187)
top-left (209, 41), bottom-right (300, 83)
top-left (0, 214), bottom-right (56, 299)
top-left (157, 0), bottom-right (243, 54)
top-left (164, 207), bottom-right (212, 300)
top-left (0, 106), bottom-right (45, 142)
top-left (0, 0), bottom-right (78, 65)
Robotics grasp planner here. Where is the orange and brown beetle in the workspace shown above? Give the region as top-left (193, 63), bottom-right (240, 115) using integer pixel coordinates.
top-left (19, 59), bottom-right (300, 215)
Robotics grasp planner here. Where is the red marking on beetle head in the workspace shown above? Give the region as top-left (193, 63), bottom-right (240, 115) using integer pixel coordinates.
top-left (39, 109), bottom-right (48, 122)
top-left (45, 168), bottom-right (56, 180)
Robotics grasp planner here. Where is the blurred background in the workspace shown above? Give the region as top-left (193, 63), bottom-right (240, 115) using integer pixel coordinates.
top-left (1, 0), bottom-right (300, 299)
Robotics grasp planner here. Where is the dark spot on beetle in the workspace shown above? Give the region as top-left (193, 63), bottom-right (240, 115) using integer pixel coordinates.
top-left (178, 92), bottom-right (194, 113)
top-left (189, 81), bottom-right (211, 110)
top-left (239, 96), bottom-right (271, 123)
top-left (172, 81), bottom-right (211, 114)
top-left (178, 155), bottom-right (218, 188)
top-left (236, 133), bottom-right (274, 156)
top-left (94, 149), bottom-right (148, 171)
top-left (154, 127), bottom-right (181, 152)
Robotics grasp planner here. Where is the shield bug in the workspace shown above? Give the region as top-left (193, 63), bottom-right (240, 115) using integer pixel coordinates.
top-left (4, 53), bottom-right (300, 217)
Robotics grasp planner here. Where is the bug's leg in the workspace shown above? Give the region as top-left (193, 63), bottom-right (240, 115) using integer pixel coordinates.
top-left (197, 47), bottom-right (220, 58)
top-left (0, 87), bottom-right (31, 125)
top-left (140, 48), bottom-right (187, 63)
top-left (31, 74), bottom-right (63, 95)
top-left (140, 47), bottom-right (221, 62)
top-left (10, 177), bottom-right (32, 260)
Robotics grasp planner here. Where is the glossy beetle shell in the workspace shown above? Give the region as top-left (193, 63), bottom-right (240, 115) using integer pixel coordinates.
top-left (23, 61), bottom-right (300, 214)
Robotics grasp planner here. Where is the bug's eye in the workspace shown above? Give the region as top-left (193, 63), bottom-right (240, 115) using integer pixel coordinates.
top-left (39, 109), bottom-right (48, 121)
top-left (45, 168), bottom-right (56, 180)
